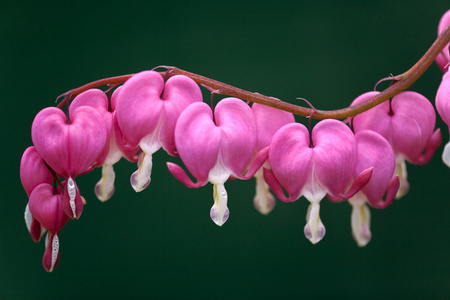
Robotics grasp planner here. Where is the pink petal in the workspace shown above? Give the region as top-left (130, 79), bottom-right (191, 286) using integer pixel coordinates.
top-left (268, 123), bottom-right (313, 201)
top-left (174, 102), bottom-right (221, 185)
top-left (214, 98), bottom-right (257, 177)
top-left (352, 91), bottom-right (438, 163)
top-left (438, 10), bottom-right (450, 63)
top-left (158, 75), bottom-right (203, 156)
top-left (32, 106), bottom-right (108, 178)
top-left (20, 146), bottom-right (53, 196)
top-left (115, 71), bottom-right (165, 148)
top-left (351, 91), bottom-right (392, 139)
top-left (252, 103), bottom-right (295, 151)
top-left (28, 183), bottom-right (69, 233)
top-left (69, 89), bottom-right (113, 166)
top-left (312, 119), bottom-right (357, 197)
top-left (111, 113), bottom-right (140, 162)
top-left (42, 232), bottom-right (60, 272)
top-left (353, 130), bottom-right (397, 207)
top-left (390, 91), bottom-right (436, 160)
top-left (436, 72), bottom-right (450, 125)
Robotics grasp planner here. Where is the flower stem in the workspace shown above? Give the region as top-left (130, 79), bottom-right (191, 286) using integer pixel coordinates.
top-left (57, 25), bottom-right (450, 119)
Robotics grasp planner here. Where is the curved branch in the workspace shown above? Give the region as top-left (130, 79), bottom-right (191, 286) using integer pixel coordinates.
top-left (56, 24), bottom-right (450, 119)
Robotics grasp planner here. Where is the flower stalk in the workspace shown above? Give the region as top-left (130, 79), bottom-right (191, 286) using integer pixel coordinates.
top-left (57, 25), bottom-right (450, 119)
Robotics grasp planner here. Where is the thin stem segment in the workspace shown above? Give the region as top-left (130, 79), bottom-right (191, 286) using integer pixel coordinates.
top-left (57, 24), bottom-right (450, 119)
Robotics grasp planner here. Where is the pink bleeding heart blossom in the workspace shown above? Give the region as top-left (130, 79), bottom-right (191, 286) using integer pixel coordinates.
top-left (436, 9), bottom-right (450, 73)
top-left (350, 91), bottom-right (441, 199)
top-left (264, 119), bottom-right (373, 244)
top-left (28, 183), bottom-right (69, 272)
top-left (251, 103), bottom-right (295, 215)
top-left (329, 130), bottom-right (399, 247)
top-left (32, 105), bottom-right (108, 219)
top-left (69, 88), bottom-right (139, 202)
top-left (115, 71), bottom-right (202, 192)
top-left (436, 71), bottom-right (450, 166)
top-left (20, 146), bottom-right (54, 243)
top-left (167, 98), bottom-right (266, 226)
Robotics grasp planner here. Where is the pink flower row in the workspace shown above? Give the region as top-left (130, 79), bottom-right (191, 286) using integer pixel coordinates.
top-left (20, 10), bottom-right (450, 272)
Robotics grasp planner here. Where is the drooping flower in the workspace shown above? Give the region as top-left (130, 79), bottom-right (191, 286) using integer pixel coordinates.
top-left (31, 105), bottom-right (108, 219)
top-left (115, 71), bottom-right (202, 192)
top-left (436, 9), bottom-right (450, 73)
top-left (28, 183), bottom-right (69, 272)
top-left (167, 98), bottom-right (266, 226)
top-left (264, 120), bottom-right (372, 244)
top-left (329, 130), bottom-right (399, 247)
top-left (20, 146), bottom-right (54, 242)
top-left (350, 91), bottom-right (441, 198)
top-left (69, 88), bottom-right (139, 202)
top-left (251, 103), bottom-right (295, 215)
top-left (436, 71), bottom-right (450, 166)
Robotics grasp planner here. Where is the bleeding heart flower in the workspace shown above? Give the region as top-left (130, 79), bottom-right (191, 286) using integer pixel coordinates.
top-left (329, 130), bottom-right (399, 247)
top-left (28, 183), bottom-right (69, 272)
top-left (436, 71), bottom-right (450, 167)
top-left (436, 9), bottom-right (450, 73)
top-left (32, 105), bottom-right (108, 218)
top-left (115, 71), bottom-right (202, 192)
top-left (167, 98), bottom-right (266, 226)
top-left (251, 103), bottom-right (295, 215)
top-left (264, 119), bottom-right (372, 244)
top-left (20, 146), bottom-right (53, 243)
top-left (69, 88), bottom-right (139, 202)
top-left (350, 91), bottom-right (441, 198)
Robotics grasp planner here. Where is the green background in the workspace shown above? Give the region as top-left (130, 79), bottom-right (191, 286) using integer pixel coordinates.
top-left (1, 1), bottom-right (450, 299)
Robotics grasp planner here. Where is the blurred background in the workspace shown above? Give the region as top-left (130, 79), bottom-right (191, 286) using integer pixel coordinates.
top-left (1, 0), bottom-right (449, 299)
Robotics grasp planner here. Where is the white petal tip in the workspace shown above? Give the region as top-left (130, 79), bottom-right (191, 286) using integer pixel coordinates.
top-left (442, 142), bottom-right (450, 168)
top-left (210, 206), bottom-right (230, 226)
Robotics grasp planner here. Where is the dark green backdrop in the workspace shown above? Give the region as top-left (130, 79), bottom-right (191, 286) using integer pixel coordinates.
top-left (1, 1), bottom-right (449, 299)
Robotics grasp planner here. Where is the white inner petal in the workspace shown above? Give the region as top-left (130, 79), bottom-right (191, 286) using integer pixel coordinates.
top-left (95, 164), bottom-right (116, 202)
top-left (130, 152), bottom-right (153, 192)
top-left (24, 204), bottom-right (32, 233)
top-left (304, 202), bottom-right (326, 244)
top-left (394, 158), bottom-right (409, 199)
top-left (442, 141), bottom-right (450, 168)
top-left (350, 201), bottom-right (372, 247)
top-left (253, 169), bottom-right (275, 215)
top-left (208, 157), bottom-right (230, 184)
top-left (50, 233), bottom-right (60, 272)
top-left (210, 183), bottom-right (230, 226)
top-left (67, 177), bottom-right (77, 218)
top-left (303, 162), bottom-right (327, 204)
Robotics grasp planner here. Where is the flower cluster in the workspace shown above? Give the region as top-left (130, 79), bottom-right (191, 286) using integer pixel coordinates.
top-left (20, 10), bottom-right (450, 271)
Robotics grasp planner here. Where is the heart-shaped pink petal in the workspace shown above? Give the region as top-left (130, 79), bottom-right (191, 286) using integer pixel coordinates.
top-left (28, 183), bottom-right (69, 233)
top-left (172, 102), bottom-right (221, 186)
top-left (115, 71), bottom-right (202, 153)
top-left (267, 122), bottom-right (313, 202)
top-left (69, 89), bottom-right (113, 166)
top-left (32, 106), bottom-right (107, 178)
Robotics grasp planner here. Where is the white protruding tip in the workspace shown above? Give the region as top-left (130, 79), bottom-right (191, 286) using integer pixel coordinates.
top-left (394, 160), bottom-right (409, 199)
top-left (95, 164), bottom-right (116, 202)
top-left (210, 183), bottom-right (229, 226)
top-left (350, 202), bottom-right (372, 247)
top-left (442, 141), bottom-right (450, 168)
top-left (253, 170), bottom-right (276, 215)
top-left (67, 177), bottom-right (77, 219)
top-left (24, 204), bottom-right (32, 233)
top-left (130, 153), bottom-right (153, 192)
top-left (50, 233), bottom-right (59, 272)
top-left (304, 202), bottom-right (326, 244)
